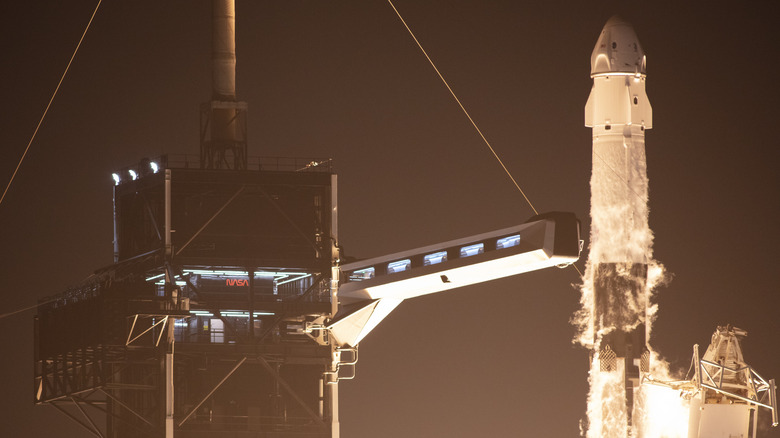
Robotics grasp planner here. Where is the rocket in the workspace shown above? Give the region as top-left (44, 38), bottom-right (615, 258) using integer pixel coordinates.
top-left (584, 16), bottom-right (653, 429)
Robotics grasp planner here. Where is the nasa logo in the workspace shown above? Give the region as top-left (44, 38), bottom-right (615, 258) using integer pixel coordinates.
top-left (225, 278), bottom-right (249, 287)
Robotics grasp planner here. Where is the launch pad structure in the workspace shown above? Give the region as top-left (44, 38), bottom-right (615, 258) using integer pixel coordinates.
top-left (30, 4), bottom-right (777, 438)
top-left (33, 152), bottom-right (579, 437)
top-left (32, 3), bottom-right (582, 437)
top-left (35, 2), bottom-right (343, 436)
top-left (35, 155), bottom-right (343, 437)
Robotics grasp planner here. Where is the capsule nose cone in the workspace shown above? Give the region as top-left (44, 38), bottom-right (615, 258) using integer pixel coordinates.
top-left (591, 15), bottom-right (646, 76)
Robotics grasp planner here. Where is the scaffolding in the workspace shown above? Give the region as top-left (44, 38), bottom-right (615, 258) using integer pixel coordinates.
top-left (35, 158), bottom-right (342, 437)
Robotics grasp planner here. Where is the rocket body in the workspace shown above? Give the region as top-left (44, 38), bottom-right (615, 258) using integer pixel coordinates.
top-left (585, 16), bottom-right (652, 434)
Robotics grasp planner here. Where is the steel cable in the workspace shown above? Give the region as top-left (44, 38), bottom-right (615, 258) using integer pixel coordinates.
top-left (387, 1), bottom-right (588, 277)
top-left (0, 0), bottom-right (103, 207)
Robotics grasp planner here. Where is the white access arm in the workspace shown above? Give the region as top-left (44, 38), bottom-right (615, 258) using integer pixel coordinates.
top-left (328, 212), bottom-right (581, 347)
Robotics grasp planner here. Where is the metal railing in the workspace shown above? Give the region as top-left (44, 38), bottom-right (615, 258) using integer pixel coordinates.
top-left (114, 155), bottom-right (333, 183)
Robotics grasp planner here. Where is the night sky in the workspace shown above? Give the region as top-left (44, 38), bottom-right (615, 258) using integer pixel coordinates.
top-left (1, 1), bottom-right (778, 437)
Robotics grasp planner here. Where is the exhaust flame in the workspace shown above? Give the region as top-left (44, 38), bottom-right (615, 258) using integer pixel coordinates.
top-left (573, 132), bottom-right (687, 437)
top-left (586, 356), bottom-right (629, 438)
top-left (634, 354), bottom-right (690, 438)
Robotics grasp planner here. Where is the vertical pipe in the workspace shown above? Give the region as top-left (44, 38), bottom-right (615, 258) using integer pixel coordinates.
top-left (112, 185), bottom-right (119, 263)
top-left (273, 362), bottom-right (281, 417)
top-left (694, 344), bottom-right (701, 388)
top-left (212, 0), bottom-right (236, 100)
top-left (248, 268), bottom-right (255, 338)
top-left (165, 169), bottom-right (172, 258)
top-left (330, 175), bottom-right (339, 317)
top-left (330, 379), bottom-right (340, 437)
top-left (163, 168), bottom-right (175, 438)
top-left (34, 316), bottom-right (41, 402)
top-left (752, 406), bottom-right (758, 438)
top-left (329, 174), bottom-right (340, 437)
top-left (165, 323), bottom-right (175, 438)
top-left (319, 377), bottom-right (324, 417)
top-left (771, 378), bottom-right (778, 426)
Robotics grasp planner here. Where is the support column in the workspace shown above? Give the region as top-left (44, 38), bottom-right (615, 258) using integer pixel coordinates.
top-left (164, 168), bottom-right (175, 438)
top-left (248, 268), bottom-right (255, 338)
top-left (164, 169), bottom-right (172, 258)
top-left (165, 322), bottom-right (174, 438)
top-left (329, 174), bottom-right (340, 437)
top-left (330, 380), bottom-right (339, 438)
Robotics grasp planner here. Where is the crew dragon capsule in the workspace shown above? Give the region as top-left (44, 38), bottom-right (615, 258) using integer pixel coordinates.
top-left (585, 15), bottom-right (653, 429)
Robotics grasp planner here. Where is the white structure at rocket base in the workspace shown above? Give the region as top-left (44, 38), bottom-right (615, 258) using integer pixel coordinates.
top-left (583, 16), bottom-right (653, 434)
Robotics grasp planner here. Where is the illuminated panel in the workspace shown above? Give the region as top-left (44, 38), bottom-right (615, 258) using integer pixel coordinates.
top-left (145, 269), bottom-right (311, 285)
top-left (496, 234), bottom-right (520, 249)
top-left (423, 251), bottom-right (447, 266)
top-left (218, 310), bottom-right (275, 317)
top-left (349, 267), bottom-right (375, 282)
top-left (459, 243), bottom-right (484, 257)
top-left (387, 259), bottom-right (411, 274)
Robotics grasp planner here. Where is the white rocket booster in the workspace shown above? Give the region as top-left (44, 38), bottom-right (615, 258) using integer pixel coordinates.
top-left (584, 16), bottom-right (653, 432)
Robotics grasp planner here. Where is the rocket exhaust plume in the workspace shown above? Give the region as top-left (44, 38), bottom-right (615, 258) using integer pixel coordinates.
top-left (574, 16), bottom-right (669, 437)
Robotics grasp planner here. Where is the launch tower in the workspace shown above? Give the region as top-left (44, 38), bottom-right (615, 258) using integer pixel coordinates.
top-left (36, 155), bottom-right (339, 438)
top-left (32, 2), bottom-right (582, 437)
top-left (35, 1), bottom-right (343, 437)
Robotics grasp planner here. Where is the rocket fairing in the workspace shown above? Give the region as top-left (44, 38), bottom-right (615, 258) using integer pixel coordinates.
top-left (585, 16), bottom-right (653, 429)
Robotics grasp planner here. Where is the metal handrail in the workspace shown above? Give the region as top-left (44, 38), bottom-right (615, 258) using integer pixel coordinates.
top-left (114, 155), bottom-right (334, 180)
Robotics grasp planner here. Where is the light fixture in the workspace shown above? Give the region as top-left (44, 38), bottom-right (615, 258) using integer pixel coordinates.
top-left (129, 169), bottom-right (137, 180)
top-left (112, 173), bottom-right (120, 185)
top-left (150, 161), bottom-right (159, 173)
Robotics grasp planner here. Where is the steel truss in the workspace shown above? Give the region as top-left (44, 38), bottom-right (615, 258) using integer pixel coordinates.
top-left (693, 346), bottom-right (778, 425)
top-left (37, 164), bottom-right (339, 437)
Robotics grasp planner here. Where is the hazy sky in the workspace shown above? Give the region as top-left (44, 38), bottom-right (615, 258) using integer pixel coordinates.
top-left (1, 1), bottom-right (778, 436)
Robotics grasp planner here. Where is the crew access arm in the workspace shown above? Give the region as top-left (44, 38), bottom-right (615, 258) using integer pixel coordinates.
top-left (329, 212), bottom-right (581, 347)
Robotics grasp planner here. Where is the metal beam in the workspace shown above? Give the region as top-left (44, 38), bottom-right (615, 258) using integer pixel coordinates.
top-left (126, 315), bottom-right (168, 346)
top-left (256, 356), bottom-right (325, 426)
top-left (49, 401), bottom-right (103, 438)
top-left (178, 356), bottom-right (247, 427)
top-left (98, 388), bottom-right (154, 427)
top-left (771, 378), bottom-right (778, 426)
top-left (71, 396), bottom-right (105, 438)
top-left (700, 384), bottom-right (774, 410)
top-left (73, 393), bottom-right (153, 435)
top-left (257, 185), bottom-right (321, 253)
top-left (252, 274), bottom-right (325, 345)
top-left (141, 192), bottom-right (163, 241)
top-left (295, 273), bottom-right (325, 302)
top-left (176, 185), bottom-right (245, 256)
